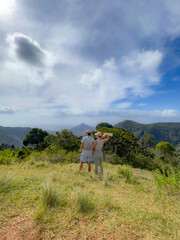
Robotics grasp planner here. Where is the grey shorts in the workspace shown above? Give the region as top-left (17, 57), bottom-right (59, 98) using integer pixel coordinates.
top-left (80, 154), bottom-right (92, 163)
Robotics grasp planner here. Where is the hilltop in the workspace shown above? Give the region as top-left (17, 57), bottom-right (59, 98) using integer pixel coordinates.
top-left (115, 120), bottom-right (180, 146)
top-left (0, 162), bottom-right (179, 239)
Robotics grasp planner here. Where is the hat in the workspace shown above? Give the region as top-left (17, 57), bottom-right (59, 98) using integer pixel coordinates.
top-left (95, 132), bottom-right (102, 137)
top-left (85, 129), bottom-right (92, 133)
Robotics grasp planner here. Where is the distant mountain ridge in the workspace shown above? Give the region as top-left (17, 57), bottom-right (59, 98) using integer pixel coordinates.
top-left (70, 123), bottom-right (95, 137)
top-left (0, 126), bottom-right (32, 147)
top-left (114, 120), bottom-right (180, 146)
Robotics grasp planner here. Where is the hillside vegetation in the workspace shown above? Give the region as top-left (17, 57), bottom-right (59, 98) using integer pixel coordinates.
top-left (0, 126), bottom-right (32, 147)
top-left (114, 120), bottom-right (180, 146)
top-left (0, 162), bottom-right (179, 240)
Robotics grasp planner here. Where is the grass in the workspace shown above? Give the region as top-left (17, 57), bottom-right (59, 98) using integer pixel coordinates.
top-left (0, 162), bottom-right (179, 240)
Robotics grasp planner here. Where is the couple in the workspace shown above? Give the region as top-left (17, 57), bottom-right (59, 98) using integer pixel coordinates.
top-left (79, 129), bottom-right (110, 176)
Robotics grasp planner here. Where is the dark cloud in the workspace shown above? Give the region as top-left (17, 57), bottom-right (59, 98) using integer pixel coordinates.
top-left (14, 35), bottom-right (45, 67)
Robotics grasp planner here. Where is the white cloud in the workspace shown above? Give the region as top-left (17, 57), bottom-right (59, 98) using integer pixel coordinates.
top-left (103, 57), bottom-right (117, 70)
top-left (116, 102), bottom-right (132, 109)
top-left (0, 104), bottom-right (13, 114)
top-left (162, 109), bottom-right (179, 117)
top-left (0, 0), bottom-right (16, 16)
top-left (80, 68), bottom-right (102, 89)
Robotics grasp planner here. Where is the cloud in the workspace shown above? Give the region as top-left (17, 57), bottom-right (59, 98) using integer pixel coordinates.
top-left (116, 102), bottom-right (132, 109)
top-left (5, 33), bottom-right (55, 86)
top-left (162, 109), bottom-right (179, 117)
top-left (6, 33), bottom-right (52, 67)
top-left (0, 105), bottom-right (13, 114)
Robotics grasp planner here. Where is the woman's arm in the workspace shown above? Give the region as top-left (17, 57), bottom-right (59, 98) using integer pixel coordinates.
top-left (103, 135), bottom-right (110, 143)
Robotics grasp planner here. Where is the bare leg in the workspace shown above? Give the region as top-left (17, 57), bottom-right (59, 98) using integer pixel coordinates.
top-left (87, 162), bottom-right (91, 172)
top-left (79, 162), bottom-right (83, 170)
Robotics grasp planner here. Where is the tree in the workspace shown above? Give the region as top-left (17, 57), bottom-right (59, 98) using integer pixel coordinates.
top-left (97, 127), bottom-right (139, 163)
top-left (96, 122), bottom-right (113, 130)
top-left (156, 141), bottom-right (175, 157)
top-left (23, 128), bottom-right (49, 146)
top-left (56, 129), bottom-right (80, 152)
top-left (44, 134), bottom-right (57, 147)
top-left (139, 133), bottom-right (154, 149)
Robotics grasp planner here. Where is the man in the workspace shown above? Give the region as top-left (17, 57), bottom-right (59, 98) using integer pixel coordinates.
top-left (79, 129), bottom-right (94, 172)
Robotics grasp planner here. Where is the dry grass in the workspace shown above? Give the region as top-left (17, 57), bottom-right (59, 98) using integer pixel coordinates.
top-left (0, 162), bottom-right (179, 240)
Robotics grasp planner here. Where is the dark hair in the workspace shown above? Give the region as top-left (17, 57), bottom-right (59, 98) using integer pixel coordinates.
top-left (88, 132), bottom-right (91, 136)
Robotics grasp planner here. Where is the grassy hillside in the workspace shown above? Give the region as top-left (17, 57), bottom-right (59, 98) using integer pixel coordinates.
top-left (0, 162), bottom-right (179, 240)
top-left (0, 126), bottom-right (32, 147)
top-left (114, 120), bottom-right (180, 146)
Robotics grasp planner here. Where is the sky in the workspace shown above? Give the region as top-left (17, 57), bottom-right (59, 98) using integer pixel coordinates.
top-left (0, 0), bottom-right (180, 130)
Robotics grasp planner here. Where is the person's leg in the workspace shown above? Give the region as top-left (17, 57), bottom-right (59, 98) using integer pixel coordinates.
top-left (79, 154), bottom-right (85, 170)
top-left (87, 162), bottom-right (91, 172)
top-left (99, 152), bottom-right (103, 176)
top-left (79, 161), bottom-right (83, 170)
top-left (94, 152), bottom-right (98, 174)
top-left (99, 157), bottom-right (103, 175)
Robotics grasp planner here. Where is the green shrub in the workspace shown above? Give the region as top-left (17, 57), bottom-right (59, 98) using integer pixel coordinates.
top-left (153, 167), bottom-right (180, 195)
top-left (66, 151), bottom-right (79, 163)
top-left (0, 149), bottom-right (14, 164)
top-left (15, 148), bottom-right (30, 160)
top-left (117, 165), bottom-right (133, 183)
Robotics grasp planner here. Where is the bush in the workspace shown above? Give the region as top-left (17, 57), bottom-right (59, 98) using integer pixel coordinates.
top-left (133, 153), bottom-right (156, 170)
top-left (0, 149), bottom-right (14, 164)
top-left (15, 148), bottom-right (30, 160)
top-left (153, 167), bottom-right (180, 195)
top-left (66, 151), bottom-right (79, 163)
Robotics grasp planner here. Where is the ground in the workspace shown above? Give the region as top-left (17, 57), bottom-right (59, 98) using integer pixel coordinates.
top-left (0, 162), bottom-right (179, 240)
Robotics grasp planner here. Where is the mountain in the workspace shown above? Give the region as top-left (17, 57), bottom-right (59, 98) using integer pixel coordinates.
top-left (70, 123), bottom-right (95, 137)
top-left (0, 126), bottom-right (32, 147)
top-left (114, 120), bottom-right (180, 146)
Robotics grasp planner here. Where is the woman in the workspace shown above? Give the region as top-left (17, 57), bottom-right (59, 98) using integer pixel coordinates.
top-left (83, 132), bottom-right (110, 176)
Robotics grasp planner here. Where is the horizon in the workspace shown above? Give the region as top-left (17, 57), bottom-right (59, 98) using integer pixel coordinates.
top-left (1, 0), bottom-right (180, 128)
top-left (1, 119), bottom-right (180, 131)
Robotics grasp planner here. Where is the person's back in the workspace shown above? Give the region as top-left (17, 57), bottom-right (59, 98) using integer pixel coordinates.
top-left (95, 139), bottom-right (104, 151)
top-left (82, 136), bottom-right (94, 155)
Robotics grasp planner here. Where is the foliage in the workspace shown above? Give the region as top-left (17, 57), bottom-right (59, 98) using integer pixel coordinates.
top-left (0, 149), bottom-right (14, 164)
top-left (115, 120), bottom-right (180, 147)
top-left (98, 127), bottom-right (139, 162)
top-left (23, 128), bottom-right (49, 147)
top-left (153, 167), bottom-right (180, 195)
top-left (15, 148), bottom-right (30, 160)
top-left (44, 134), bottom-right (57, 147)
top-left (56, 129), bottom-right (80, 152)
top-left (139, 133), bottom-right (154, 149)
top-left (96, 122), bottom-right (113, 130)
top-left (156, 141), bottom-right (175, 156)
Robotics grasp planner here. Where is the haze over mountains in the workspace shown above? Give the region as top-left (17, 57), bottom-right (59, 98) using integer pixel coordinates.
top-left (0, 120), bottom-right (180, 147)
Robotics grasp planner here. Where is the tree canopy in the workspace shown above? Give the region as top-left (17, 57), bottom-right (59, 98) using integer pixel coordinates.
top-left (96, 122), bottom-right (113, 130)
top-left (23, 128), bottom-right (49, 146)
top-left (56, 129), bottom-right (80, 152)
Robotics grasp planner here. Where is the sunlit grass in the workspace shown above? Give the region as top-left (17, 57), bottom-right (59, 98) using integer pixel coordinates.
top-left (0, 162), bottom-right (179, 240)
